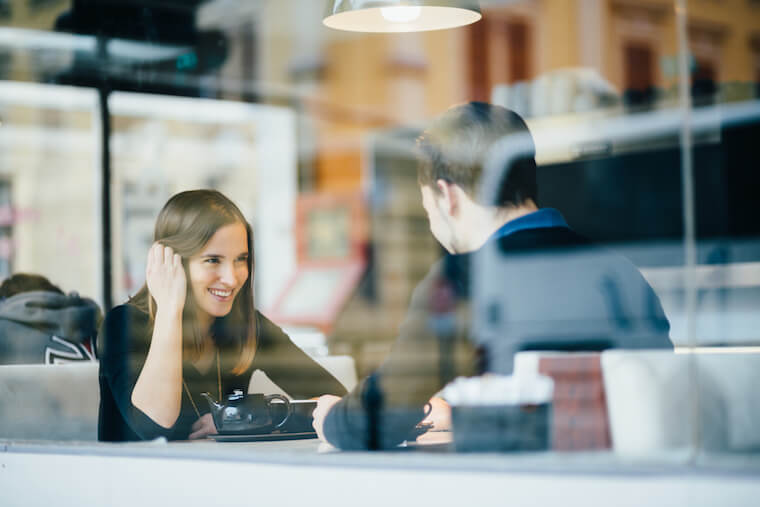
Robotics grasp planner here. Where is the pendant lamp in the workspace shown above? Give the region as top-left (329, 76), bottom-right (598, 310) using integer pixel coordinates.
top-left (323, 1), bottom-right (481, 33)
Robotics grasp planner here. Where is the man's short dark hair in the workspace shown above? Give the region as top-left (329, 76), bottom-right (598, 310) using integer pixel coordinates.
top-left (0, 274), bottom-right (64, 299)
top-left (416, 101), bottom-right (538, 208)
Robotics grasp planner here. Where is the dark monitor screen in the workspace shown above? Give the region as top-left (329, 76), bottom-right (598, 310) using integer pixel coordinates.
top-left (536, 118), bottom-right (760, 266)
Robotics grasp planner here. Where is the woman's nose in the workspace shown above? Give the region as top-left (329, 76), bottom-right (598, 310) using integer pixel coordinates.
top-left (219, 262), bottom-right (237, 285)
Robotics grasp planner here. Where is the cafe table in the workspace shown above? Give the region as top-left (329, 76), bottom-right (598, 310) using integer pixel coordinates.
top-left (2, 434), bottom-right (759, 507)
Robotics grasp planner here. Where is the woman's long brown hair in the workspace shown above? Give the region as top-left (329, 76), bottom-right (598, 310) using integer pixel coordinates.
top-left (129, 190), bottom-right (257, 375)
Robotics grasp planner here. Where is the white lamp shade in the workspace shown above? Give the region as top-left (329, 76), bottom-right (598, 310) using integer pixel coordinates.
top-left (323, 1), bottom-right (481, 33)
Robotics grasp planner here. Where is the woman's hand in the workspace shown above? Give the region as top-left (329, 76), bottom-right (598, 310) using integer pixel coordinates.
top-left (146, 242), bottom-right (186, 314)
top-left (131, 243), bottom-right (186, 429)
top-left (188, 413), bottom-right (217, 440)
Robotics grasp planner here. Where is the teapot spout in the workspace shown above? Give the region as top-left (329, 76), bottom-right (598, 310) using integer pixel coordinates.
top-left (199, 392), bottom-right (224, 432)
top-left (200, 392), bottom-right (223, 412)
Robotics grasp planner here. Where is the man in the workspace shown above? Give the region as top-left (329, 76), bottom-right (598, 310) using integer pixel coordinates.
top-left (313, 102), bottom-right (672, 450)
top-left (0, 273), bottom-right (101, 364)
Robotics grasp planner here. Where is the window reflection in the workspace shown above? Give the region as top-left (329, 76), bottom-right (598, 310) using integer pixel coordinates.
top-left (0, 0), bottom-right (757, 473)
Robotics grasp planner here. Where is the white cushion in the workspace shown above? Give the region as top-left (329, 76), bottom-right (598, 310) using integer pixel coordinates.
top-left (601, 349), bottom-right (760, 455)
top-left (0, 362), bottom-right (100, 441)
top-left (248, 355), bottom-right (357, 398)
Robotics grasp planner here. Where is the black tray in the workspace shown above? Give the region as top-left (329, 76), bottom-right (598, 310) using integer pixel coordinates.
top-left (208, 431), bottom-right (318, 442)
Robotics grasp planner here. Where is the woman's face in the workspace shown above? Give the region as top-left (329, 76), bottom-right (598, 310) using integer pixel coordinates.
top-left (187, 222), bottom-right (250, 327)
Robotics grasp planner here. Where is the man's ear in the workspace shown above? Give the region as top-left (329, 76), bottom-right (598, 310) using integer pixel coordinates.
top-left (435, 179), bottom-right (460, 216)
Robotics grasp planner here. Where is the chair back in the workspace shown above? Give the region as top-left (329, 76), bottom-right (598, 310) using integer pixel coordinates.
top-left (602, 349), bottom-right (760, 454)
top-left (248, 354), bottom-right (358, 397)
top-left (0, 361), bottom-right (100, 441)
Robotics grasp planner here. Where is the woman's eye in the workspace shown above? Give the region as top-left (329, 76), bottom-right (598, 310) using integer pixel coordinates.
top-left (205, 258), bottom-right (220, 264)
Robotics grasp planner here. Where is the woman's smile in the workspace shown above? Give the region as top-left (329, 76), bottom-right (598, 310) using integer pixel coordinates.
top-left (208, 288), bottom-right (233, 300)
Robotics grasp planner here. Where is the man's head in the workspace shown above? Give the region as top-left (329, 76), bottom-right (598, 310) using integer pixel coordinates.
top-left (0, 274), bottom-right (63, 300)
top-left (416, 102), bottom-right (538, 253)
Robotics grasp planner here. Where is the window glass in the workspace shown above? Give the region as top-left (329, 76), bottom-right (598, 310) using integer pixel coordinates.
top-left (0, 0), bottom-right (758, 491)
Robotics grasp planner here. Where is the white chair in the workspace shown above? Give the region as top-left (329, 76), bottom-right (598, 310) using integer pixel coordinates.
top-left (601, 349), bottom-right (760, 455)
top-left (248, 355), bottom-right (357, 398)
top-left (0, 362), bottom-right (100, 441)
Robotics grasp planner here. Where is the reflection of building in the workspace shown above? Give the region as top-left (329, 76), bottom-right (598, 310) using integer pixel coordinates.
top-left (468, 0), bottom-right (760, 100)
top-left (330, 129), bottom-right (440, 372)
top-left (0, 82), bottom-right (100, 298)
top-left (267, 192), bottom-right (367, 337)
top-left (289, 1), bottom-right (760, 370)
top-left (310, 0), bottom-right (760, 182)
top-left (0, 83), bottom-right (297, 309)
top-left (0, 180), bottom-right (12, 278)
top-left (7, 1), bottom-right (758, 189)
top-left (0, 0), bottom-right (69, 82)
top-left (5, 1), bottom-right (760, 182)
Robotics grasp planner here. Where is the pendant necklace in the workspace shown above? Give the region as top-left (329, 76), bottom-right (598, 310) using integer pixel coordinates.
top-left (182, 348), bottom-right (221, 419)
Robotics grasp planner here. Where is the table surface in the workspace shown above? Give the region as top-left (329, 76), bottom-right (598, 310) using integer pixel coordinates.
top-left (3, 432), bottom-right (760, 478)
top-left (5, 436), bottom-right (760, 507)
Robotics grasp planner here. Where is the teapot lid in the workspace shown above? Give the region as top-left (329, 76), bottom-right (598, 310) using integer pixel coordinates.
top-left (227, 389), bottom-right (245, 401)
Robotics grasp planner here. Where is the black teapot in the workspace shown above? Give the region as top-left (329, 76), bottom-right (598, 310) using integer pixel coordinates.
top-left (201, 390), bottom-right (291, 435)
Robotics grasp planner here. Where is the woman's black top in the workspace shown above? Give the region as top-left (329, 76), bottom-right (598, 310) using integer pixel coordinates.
top-left (97, 304), bottom-right (346, 442)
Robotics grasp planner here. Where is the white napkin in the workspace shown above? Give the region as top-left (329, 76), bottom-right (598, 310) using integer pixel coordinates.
top-left (442, 370), bottom-right (554, 406)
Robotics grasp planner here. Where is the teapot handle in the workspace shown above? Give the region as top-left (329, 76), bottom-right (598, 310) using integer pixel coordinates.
top-left (265, 394), bottom-right (291, 429)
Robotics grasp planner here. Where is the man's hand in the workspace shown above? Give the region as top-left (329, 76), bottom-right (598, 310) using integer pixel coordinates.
top-left (422, 396), bottom-right (451, 431)
top-left (312, 394), bottom-right (341, 442)
top-left (188, 413), bottom-right (217, 440)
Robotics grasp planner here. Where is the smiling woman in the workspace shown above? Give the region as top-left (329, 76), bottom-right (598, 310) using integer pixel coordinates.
top-left (97, 190), bottom-right (347, 442)
top-left (187, 222), bottom-right (250, 331)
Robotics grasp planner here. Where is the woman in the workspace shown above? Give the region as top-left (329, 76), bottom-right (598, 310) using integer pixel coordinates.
top-left (98, 190), bottom-right (346, 442)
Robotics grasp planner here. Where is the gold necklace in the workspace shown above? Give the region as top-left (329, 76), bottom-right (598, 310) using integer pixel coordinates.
top-left (182, 348), bottom-right (221, 419)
